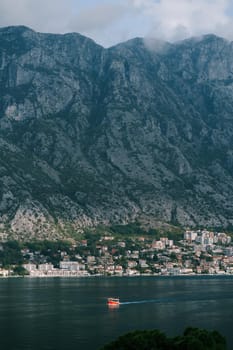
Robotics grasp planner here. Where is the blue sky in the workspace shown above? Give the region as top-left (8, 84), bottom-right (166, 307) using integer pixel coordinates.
top-left (0, 0), bottom-right (233, 47)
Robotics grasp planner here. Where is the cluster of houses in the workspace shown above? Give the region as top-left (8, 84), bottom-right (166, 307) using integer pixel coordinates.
top-left (12, 229), bottom-right (233, 277)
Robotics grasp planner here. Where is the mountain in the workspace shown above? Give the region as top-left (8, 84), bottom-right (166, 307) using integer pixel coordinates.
top-left (1, 26), bottom-right (233, 240)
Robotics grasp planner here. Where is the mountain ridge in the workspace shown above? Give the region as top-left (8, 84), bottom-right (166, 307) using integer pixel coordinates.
top-left (1, 26), bottom-right (233, 240)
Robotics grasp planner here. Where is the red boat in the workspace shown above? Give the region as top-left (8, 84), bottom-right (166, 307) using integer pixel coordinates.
top-left (107, 297), bottom-right (120, 306)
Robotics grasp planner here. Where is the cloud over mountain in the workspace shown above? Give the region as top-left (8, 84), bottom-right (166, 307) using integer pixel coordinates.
top-left (0, 0), bottom-right (233, 47)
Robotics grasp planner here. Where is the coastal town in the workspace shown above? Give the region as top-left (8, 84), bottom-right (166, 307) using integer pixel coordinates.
top-left (1, 228), bottom-right (233, 277)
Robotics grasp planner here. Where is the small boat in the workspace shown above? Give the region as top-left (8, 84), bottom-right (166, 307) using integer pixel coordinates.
top-left (107, 297), bottom-right (120, 306)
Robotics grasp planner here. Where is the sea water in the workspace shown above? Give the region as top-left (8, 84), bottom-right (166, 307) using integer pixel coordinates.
top-left (0, 276), bottom-right (232, 349)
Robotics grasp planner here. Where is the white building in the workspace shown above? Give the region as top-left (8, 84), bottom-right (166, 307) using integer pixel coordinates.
top-left (60, 261), bottom-right (82, 271)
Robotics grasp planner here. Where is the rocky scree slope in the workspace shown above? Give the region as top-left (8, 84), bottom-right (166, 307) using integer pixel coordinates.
top-left (0, 26), bottom-right (233, 239)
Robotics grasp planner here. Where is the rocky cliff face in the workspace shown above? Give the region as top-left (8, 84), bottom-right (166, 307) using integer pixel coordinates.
top-left (1, 26), bottom-right (233, 239)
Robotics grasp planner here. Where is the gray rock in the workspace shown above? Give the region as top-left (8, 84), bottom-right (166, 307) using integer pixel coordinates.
top-left (1, 26), bottom-right (233, 239)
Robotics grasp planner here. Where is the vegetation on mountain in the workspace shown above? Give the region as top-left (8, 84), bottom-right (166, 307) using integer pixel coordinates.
top-left (0, 240), bottom-right (23, 266)
top-left (1, 26), bottom-right (233, 239)
top-left (0, 240), bottom-right (73, 267)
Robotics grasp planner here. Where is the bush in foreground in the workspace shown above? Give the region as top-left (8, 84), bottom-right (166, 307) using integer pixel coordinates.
top-left (101, 327), bottom-right (227, 350)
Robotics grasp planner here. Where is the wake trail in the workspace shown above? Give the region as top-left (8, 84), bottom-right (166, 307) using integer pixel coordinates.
top-left (120, 298), bottom-right (174, 305)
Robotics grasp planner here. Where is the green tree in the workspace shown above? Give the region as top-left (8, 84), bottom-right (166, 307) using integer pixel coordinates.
top-left (101, 329), bottom-right (170, 350)
top-left (0, 241), bottom-right (23, 266)
top-left (101, 328), bottom-right (226, 350)
top-left (13, 265), bottom-right (29, 276)
top-left (173, 327), bottom-right (227, 350)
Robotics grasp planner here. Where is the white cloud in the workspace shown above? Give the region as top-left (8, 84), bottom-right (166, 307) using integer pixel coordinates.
top-left (0, 0), bottom-right (75, 33)
top-left (67, 2), bottom-right (135, 45)
top-left (0, 0), bottom-right (233, 46)
top-left (68, 3), bottom-right (127, 32)
top-left (128, 0), bottom-right (233, 42)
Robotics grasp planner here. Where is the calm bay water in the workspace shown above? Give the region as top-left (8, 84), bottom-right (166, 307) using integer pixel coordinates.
top-left (0, 276), bottom-right (232, 349)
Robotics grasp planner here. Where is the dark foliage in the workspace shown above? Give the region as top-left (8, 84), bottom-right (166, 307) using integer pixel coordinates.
top-left (110, 222), bottom-right (147, 236)
top-left (101, 327), bottom-right (227, 350)
top-left (0, 241), bottom-right (23, 266)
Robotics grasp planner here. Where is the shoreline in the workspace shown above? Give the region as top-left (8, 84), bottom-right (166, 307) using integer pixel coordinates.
top-left (1, 272), bottom-right (233, 279)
